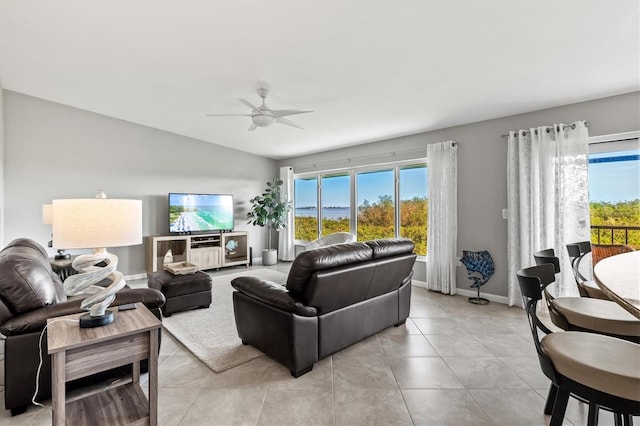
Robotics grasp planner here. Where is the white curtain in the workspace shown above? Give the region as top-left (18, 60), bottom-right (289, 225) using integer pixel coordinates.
top-left (278, 166), bottom-right (295, 261)
top-left (426, 141), bottom-right (458, 294)
top-left (507, 121), bottom-right (590, 306)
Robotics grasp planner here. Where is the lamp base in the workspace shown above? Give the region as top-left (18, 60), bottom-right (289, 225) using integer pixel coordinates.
top-left (79, 310), bottom-right (114, 328)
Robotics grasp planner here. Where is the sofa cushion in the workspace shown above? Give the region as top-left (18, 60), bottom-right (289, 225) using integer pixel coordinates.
top-left (366, 238), bottom-right (415, 259)
top-left (0, 239), bottom-right (65, 315)
top-left (286, 242), bottom-right (373, 294)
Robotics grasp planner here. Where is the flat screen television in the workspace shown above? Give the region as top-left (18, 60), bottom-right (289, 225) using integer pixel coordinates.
top-left (168, 193), bottom-right (234, 233)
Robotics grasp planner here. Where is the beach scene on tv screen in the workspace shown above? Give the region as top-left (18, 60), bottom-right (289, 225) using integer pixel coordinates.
top-left (169, 194), bottom-right (234, 232)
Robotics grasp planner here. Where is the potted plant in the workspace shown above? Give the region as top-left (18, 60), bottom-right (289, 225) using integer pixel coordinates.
top-left (247, 177), bottom-right (292, 265)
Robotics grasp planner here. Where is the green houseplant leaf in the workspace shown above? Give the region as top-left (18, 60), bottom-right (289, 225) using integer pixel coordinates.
top-left (247, 177), bottom-right (293, 250)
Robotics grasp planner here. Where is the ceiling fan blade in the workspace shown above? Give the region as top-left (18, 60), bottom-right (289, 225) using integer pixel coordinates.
top-left (238, 98), bottom-right (258, 110)
top-left (248, 123), bottom-right (258, 131)
top-left (205, 113), bottom-right (252, 117)
top-left (271, 108), bottom-right (314, 118)
top-left (275, 117), bottom-right (304, 130)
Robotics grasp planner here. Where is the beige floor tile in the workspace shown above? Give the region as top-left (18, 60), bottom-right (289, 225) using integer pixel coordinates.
top-left (377, 318), bottom-right (422, 336)
top-left (202, 356), bottom-right (278, 390)
top-left (179, 387), bottom-right (267, 426)
top-left (402, 389), bottom-right (492, 425)
top-left (157, 387), bottom-right (201, 426)
top-left (334, 388), bottom-right (413, 425)
top-left (412, 317), bottom-right (469, 335)
top-left (469, 389), bottom-right (553, 425)
top-left (499, 357), bottom-right (552, 389)
top-left (268, 357), bottom-right (333, 391)
top-left (332, 334), bottom-right (385, 358)
top-left (333, 355), bottom-right (398, 391)
top-left (478, 333), bottom-right (534, 357)
top-left (380, 334), bottom-right (439, 358)
top-left (159, 353), bottom-right (216, 388)
top-left (425, 334), bottom-right (493, 357)
top-left (257, 388), bottom-right (334, 425)
top-left (443, 357), bottom-right (530, 389)
top-left (388, 357), bottom-right (464, 390)
top-left (409, 304), bottom-right (449, 318)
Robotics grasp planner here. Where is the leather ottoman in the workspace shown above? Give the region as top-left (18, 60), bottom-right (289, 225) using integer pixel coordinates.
top-left (147, 270), bottom-right (212, 317)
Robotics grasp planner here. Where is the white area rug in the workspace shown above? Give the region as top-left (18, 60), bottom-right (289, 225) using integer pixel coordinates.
top-left (161, 268), bottom-right (288, 373)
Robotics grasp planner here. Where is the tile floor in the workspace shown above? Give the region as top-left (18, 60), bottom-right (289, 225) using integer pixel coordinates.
top-left (0, 263), bottom-right (632, 425)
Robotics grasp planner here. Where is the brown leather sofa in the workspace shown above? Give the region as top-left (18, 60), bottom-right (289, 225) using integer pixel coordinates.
top-left (231, 238), bottom-right (416, 377)
top-left (0, 238), bottom-right (166, 415)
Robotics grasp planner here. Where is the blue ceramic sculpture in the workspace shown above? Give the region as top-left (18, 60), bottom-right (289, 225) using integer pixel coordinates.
top-left (226, 239), bottom-right (238, 253)
top-left (461, 250), bottom-right (494, 304)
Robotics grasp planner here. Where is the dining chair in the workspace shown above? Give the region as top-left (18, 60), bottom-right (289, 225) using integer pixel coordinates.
top-left (518, 264), bottom-right (640, 426)
top-left (592, 243), bottom-right (635, 266)
top-left (533, 249), bottom-right (640, 344)
top-left (566, 242), bottom-right (609, 300)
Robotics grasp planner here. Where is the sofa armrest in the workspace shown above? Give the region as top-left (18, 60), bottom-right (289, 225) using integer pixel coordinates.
top-left (231, 276), bottom-right (317, 317)
top-left (0, 288), bottom-right (166, 336)
top-left (115, 288), bottom-right (166, 310)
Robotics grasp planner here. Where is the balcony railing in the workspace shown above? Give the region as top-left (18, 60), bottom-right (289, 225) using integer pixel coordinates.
top-left (591, 225), bottom-right (640, 249)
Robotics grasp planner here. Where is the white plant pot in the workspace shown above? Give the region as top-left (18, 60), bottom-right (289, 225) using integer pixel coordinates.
top-left (262, 249), bottom-right (278, 266)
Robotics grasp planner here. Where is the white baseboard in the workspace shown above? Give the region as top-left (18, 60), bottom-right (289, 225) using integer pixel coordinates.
top-left (125, 273), bottom-right (148, 281)
top-left (412, 280), bottom-right (509, 305)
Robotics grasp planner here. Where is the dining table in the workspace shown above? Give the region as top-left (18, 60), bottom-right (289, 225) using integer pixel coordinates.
top-left (593, 250), bottom-right (640, 319)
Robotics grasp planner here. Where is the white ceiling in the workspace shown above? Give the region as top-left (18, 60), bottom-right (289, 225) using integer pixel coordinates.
top-left (1, 1), bottom-right (638, 160)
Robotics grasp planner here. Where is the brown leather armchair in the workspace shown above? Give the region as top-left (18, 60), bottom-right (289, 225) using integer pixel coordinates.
top-left (0, 238), bottom-right (165, 416)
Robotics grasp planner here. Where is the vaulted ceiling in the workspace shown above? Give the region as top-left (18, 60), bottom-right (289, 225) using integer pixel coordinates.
top-left (1, 1), bottom-right (638, 160)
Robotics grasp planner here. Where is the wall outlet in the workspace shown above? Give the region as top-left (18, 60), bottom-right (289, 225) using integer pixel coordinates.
top-left (502, 209), bottom-right (508, 219)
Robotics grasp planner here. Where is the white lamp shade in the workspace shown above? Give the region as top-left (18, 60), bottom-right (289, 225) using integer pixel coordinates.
top-left (42, 204), bottom-right (53, 225)
top-left (52, 199), bottom-right (142, 249)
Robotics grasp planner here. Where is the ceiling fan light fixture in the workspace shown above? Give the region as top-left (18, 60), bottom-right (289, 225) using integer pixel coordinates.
top-left (252, 113), bottom-right (274, 127)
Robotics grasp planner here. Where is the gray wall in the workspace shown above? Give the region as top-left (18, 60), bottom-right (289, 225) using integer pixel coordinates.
top-left (0, 83), bottom-right (4, 247)
top-left (280, 92), bottom-right (640, 299)
top-left (3, 91), bottom-right (278, 275)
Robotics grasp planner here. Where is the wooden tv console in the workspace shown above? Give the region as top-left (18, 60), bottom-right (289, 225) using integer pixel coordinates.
top-left (145, 231), bottom-right (249, 273)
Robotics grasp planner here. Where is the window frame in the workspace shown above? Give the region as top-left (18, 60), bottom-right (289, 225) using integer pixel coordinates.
top-left (293, 158), bottom-right (427, 249)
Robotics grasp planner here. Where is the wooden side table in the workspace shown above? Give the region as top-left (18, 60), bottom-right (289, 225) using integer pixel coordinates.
top-left (49, 256), bottom-right (78, 281)
top-left (47, 303), bottom-right (161, 425)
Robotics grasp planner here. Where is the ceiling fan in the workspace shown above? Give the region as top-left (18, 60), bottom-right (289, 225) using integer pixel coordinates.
top-left (206, 87), bottom-right (313, 131)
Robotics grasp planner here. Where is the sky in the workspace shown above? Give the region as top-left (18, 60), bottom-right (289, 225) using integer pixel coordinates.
top-left (589, 150), bottom-right (640, 203)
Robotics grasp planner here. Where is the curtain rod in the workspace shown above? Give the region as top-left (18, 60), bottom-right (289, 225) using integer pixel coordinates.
top-left (292, 142), bottom-right (457, 171)
top-left (501, 121), bottom-right (590, 138)
top-left (292, 147), bottom-right (428, 171)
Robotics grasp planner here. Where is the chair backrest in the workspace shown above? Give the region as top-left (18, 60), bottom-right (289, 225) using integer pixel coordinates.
top-left (516, 264), bottom-right (560, 384)
top-left (566, 241), bottom-right (593, 295)
top-left (302, 232), bottom-right (357, 252)
top-left (533, 248), bottom-right (560, 274)
top-left (592, 243), bottom-right (635, 266)
top-left (529, 250), bottom-right (571, 330)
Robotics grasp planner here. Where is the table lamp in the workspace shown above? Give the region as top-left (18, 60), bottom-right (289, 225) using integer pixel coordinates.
top-left (53, 190), bottom-right (142, 328)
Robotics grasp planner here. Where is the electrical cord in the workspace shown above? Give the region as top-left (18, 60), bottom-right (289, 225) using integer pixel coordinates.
top-left (32, 318), bottom-right (79, 408)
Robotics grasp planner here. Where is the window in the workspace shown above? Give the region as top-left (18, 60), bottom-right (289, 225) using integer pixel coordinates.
top-left (588, 134), bottom-right (640, 249)
top-left (399, 164), bottom-right (428, 255)
top-left (357, 169), bottom-right (395, 240)
top-left (294, 177), bottom-right (318, 241)
top-left (294, 160), bottom-right (428, 255)
top-left (321, 173), bottom-right (350, 234)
